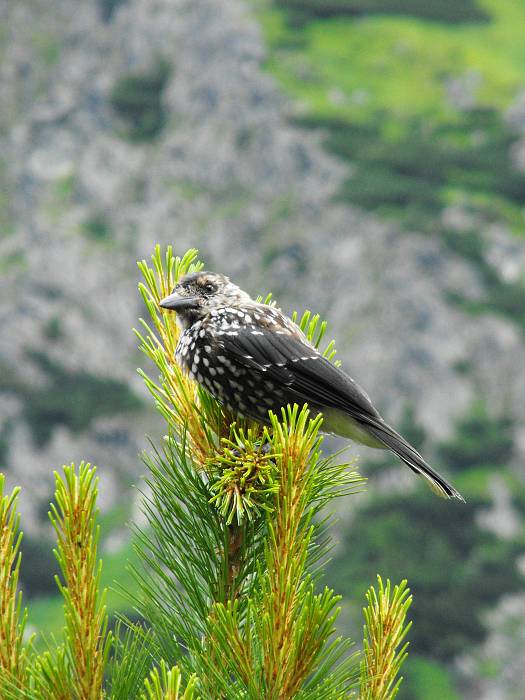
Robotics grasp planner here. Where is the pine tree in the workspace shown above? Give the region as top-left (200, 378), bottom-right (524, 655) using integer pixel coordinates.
top-left (0, 246), bottom-right (412, 699)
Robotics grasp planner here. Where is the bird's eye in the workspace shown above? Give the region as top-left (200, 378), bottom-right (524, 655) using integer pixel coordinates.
top-left (203, 282), bottom-right (216, 294)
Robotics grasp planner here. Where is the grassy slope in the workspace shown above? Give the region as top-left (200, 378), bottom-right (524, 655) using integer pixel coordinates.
top-left (258, 3), bottom-right (525, 340)
top-left (261, 0), bottom-right (525, 124)
top-left (258, 1), bottom-right (525, 341)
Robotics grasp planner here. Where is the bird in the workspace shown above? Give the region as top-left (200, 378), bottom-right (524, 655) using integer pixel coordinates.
top-left (159, 270), bottom-right (464, 501)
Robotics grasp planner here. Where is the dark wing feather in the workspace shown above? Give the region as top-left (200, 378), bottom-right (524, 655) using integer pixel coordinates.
top-left (218, 326), bottom-right (380, 420)
top-left (217, 326), bottom-right (464, 501)
top-left (220, 330), bottom-right (292, 378)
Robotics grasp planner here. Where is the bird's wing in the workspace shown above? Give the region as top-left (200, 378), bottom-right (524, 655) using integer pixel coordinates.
top-left (216, 324), bottom-right (464, 501)
top-left (216, 325), bottom-right (381, 421)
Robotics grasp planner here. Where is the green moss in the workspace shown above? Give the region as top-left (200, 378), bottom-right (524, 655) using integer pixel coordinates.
top-left (110, 61), bottom-right (171, 141)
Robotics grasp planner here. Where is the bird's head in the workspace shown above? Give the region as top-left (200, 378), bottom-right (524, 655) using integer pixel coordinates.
top-left (159, 271), bottom-right (251, 327)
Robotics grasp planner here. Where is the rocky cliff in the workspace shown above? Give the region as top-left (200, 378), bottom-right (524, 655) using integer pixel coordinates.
top-left (2, 0), bottom-right (524, 527)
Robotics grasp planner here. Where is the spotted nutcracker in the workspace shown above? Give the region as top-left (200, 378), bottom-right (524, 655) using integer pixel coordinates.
top-left (160, 271), bottom-right (463, 501)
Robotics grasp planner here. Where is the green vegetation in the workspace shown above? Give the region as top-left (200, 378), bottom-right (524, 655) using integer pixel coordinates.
top-left (81, 211), bottom-right (113, 242)
top-left (438, 399), bottom-right (514, 472)
top-left (443, 227), bottom-right (525, 332)
top-left (170, 179), bottom-right (208, 202)
top-left (110, 61), bottom-right (171, 142)
top-left (31, 31), bottom-right (61, 68)
top-left (325, 398), bottom-right (524, 697)
top-left (44, 172), bottom-right (77, 224)
top-left (276, 0), bottom-right (488, 23)
top-left (0, 475), bottom-right (29, 696)
top-left (402, 656), bottom-right (461, 700)
top-left (25, 504), bottom-right (137, 642)
top-left (262, 1), bottom-right (525, 122)
top-left (27, 534), bottom-right (142, 646)
top-left (326, 491), bottom-right (523, 659)
top-left (53, 173), bottom-right (76, 201)
top-left (260, 0), bottom-right (525, 336)
top-left (294, 109), bottom-right (525, 232)
top-left (0, 247), bottom-right (414, 698)
top-left (21, 351), bottom-right (142, 446)
top-left (43, 316), bottom-right (63, 342)
top-left (0, 249), bottom-right (26, 275)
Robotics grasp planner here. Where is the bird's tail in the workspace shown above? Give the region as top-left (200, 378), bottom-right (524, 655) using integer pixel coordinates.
top-left (366, 421), bottom-right (465, 501)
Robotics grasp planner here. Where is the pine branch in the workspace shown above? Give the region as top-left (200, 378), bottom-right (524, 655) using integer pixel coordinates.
top-left (1, 244), bottom-right (417, 700)
top-left (134, 248), bottom-right (271, 656)
top-left (0, 474), bottom-right (30, 698)
top-left (199, 407), bottom-right (363, 700)
top-left (291, 309), bottom-right (339, 365)
top-left (136, 245), bottom-right (221, 465)
top-left (34, 463), bottom-right (112, 700)
top-left (260, 406), bottom-right (361, 699)
top-left (199, 599), bottom-right (258, 699)
top-left (129, 438), bottom-right (232, 661)
top-left (141, 662), bottom-right (198, 700)
top-left (31, 647), bottom-right (71, 700)
top-left (359, 576), bottom-right (412, 700)
top-left (135, 246), bottom-right (347, 592)
top-left (106, 621), bottom-right (160, 700)
top-left (261, 407), bottom-right (324, 696)
top-left (133, 247), bottom-right (370, 698)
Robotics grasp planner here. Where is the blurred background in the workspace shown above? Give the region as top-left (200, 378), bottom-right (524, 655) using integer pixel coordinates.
top-left (1, 0), bottom-right (525, 697)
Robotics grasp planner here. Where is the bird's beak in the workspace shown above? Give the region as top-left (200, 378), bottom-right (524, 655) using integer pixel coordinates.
top-left (159, 293), bottom-right (200, 311)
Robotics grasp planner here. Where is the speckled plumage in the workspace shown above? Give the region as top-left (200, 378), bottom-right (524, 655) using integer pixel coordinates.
top-left (175, 303), bottom-right (319, 422)
top-left (160, 271), bottom-right (464, 501)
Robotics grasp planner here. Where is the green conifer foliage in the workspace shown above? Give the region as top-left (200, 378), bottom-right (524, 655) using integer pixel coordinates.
top-left (0, 246), bottom-right (413, 698)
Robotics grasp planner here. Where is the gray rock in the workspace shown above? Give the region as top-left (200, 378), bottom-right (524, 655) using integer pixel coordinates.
top-left (1, 15), bottom-right (525, 687)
